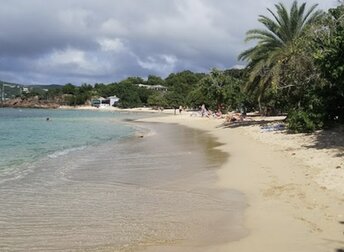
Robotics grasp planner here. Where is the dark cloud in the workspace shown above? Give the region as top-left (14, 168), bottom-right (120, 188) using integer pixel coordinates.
top-left (0, 0), bottom-right (337, 84)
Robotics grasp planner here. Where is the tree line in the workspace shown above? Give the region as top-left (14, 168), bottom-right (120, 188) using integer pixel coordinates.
top-left (29, 69), bottom-right (251, 113)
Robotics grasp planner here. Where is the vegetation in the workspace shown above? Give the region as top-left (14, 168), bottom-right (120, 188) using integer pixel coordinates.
top-left (313, 4), bottom-right (344, 123)
top-left (239, 0), bottom-right (344, 132)
top-left (187, 69), bottom-right (248, 112)
top-left (2, 1), bottom-right (343, 133)
top-left (238, 1), bottom-right (322, 108)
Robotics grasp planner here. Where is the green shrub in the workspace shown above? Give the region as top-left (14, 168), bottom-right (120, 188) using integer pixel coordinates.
top-left (287, 110), bottom-right (323, 133)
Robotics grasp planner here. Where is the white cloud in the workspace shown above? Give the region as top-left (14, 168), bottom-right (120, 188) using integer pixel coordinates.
top-left (57, 8), bottom-right (95, 30)
top-left (97, 38), bottom-right (125, 52)
top-left (100, 19), bottom-right (128, 36)
top-left (231, 64), bottom-right (246, 69)
top-left (35, 48), bottom-right (111, 77)
top-left (49, 48), bottom-right (86, 66)
top-left (137, 54), bottom-right (178, 74)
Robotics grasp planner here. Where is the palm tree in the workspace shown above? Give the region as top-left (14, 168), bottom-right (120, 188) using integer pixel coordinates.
top-left (238, 1), bottom-right (322, 99)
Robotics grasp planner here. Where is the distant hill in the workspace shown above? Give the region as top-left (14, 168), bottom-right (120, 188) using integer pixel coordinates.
top-left (0, 81), bottom-right (23, 99)
top-left (0, 80), bottom-right (22, 87)
top-left (0, 80), bottom-right (63, 89)
top-left (26, 84), bottom-right (64, 90)
top-left (0, 80), bottom-right (63, 100)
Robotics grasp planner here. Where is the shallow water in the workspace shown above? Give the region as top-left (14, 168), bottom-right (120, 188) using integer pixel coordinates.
top-left (0, 108), bottom-right (136, 182)
top-left (0, 110), bottom-right (246, 251)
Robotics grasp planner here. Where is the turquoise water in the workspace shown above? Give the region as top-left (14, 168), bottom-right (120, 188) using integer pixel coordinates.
top-left (0, 108), bottom-right (134, 176)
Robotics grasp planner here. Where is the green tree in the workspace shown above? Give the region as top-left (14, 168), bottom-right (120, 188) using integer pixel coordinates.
top-left (126, 76), bottom-right (145, 84)
top-left (164, 70), bottom-right (205, 107)
top-left (62, 83), bottom-right (77, 95)
top-left (138, 87), bottom-right (154, 105)
top-left (79, 83), bottom-right (93, 93)
top-left (113, 82), bottom-right (142, 108)
top-left (314, 4), bottom-right (344, 122)
top-left (238, 1), bottom-right (322, 99)
top-left (147, 92), bottom-right (168, 108)
top-left (94, 83), bottom-right (117, 98)
top-left (165, 91), bottom-right (184, 109)
top-left (224, 68), bottom-right (246, 79)
top-left (188, 69), bottom-right (247, 112)
top-left (94, 83), bottom-right (107, 97)
top-left (147, 75), bottom-right (164, 86)
top-left (46, 87), bottom-right (63, 101)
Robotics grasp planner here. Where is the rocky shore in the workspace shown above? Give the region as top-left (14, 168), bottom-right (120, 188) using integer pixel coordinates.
top-left (0, 97), bottom-right (60, 109)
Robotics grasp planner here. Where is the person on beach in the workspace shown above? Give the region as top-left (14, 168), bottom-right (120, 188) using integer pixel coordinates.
top-left (225, 112), bottom-right (243, 124)
top-left (201, 104), bottom-right (207, 117)
top-left (215, 110), bottom-right (223, 119)
top-left (179, 105), bottom-right (182, 114)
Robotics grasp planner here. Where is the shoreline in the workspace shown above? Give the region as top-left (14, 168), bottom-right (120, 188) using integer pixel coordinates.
top-left (58, 105), bottom-right (178, 114)
top-left (138, 113), bottom-right (344, 252)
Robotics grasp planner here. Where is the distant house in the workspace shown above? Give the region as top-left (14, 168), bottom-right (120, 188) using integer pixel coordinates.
top-left (137, 84), bottom-right (168, 91)
top-left (91, 97), bottom-right (105, 107)
top-left (22, 87), bottom-right (29, 93)
top-left (91, 96), bottom-right (120, 107)
top-left (108, 96), bottom-right (120, 106)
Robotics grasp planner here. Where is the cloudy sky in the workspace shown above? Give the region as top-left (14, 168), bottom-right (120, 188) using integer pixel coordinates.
top-left (0, 0), bottom-right (338, 85)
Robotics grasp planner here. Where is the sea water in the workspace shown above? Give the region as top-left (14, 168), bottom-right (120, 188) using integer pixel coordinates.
top-left (0, 108), bottom-right (134, 183)
top-left (0, 108), bottom-right (246, 251)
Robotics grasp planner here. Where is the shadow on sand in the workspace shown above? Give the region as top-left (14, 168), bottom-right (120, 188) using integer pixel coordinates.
top-left (218, 117), bottom-right (344, 155)
top-left (218, 119), bottom-right (284, 129)
top-left (302, 127), bottom-right (344, 152)
top-left (336, 221), bottom-right (344, 252)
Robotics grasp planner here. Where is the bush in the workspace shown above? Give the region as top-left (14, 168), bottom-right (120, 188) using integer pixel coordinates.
top-left (287, 110), bottom-right (323, 133)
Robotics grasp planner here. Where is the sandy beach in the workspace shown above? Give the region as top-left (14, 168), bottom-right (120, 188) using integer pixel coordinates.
top-left (136, 111), bottom-right (344, 252)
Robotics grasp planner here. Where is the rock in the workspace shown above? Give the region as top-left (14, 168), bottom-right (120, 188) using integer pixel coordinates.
top-left (1, 98), bottom-right (60, 109)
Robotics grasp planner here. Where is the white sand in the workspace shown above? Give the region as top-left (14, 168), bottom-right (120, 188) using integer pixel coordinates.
top-left (137, 112), bottom-right (344, 252)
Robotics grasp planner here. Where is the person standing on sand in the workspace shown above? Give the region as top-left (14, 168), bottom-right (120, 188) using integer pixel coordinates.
top-left (201, 104), bottom-right (207, 117)
top-left (179, 105), bottom-right (182, 114)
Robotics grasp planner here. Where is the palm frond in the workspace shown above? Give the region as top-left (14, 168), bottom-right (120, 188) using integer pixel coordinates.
top-left (303, 4), bottom-right (319, 23)
top-left (258, 15), bottom-right (279, 33)
top-left (275, 3), bottom-right (291, 40)
top-left (245, 29), bottom-right (283, 45)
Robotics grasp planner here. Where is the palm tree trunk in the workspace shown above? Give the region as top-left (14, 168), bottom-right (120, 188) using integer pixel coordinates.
top-left (258, 95), bottom-right (263, 114)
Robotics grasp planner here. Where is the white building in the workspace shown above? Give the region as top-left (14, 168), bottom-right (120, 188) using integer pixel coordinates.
top-left (22, 87), bottom-right (29, 93)
top-left (137, 84), bottom-right (168, 91)
top-left (108, 96), bottom-right (120, 106)
top-left (91, 96), bottom-right (120, 107)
